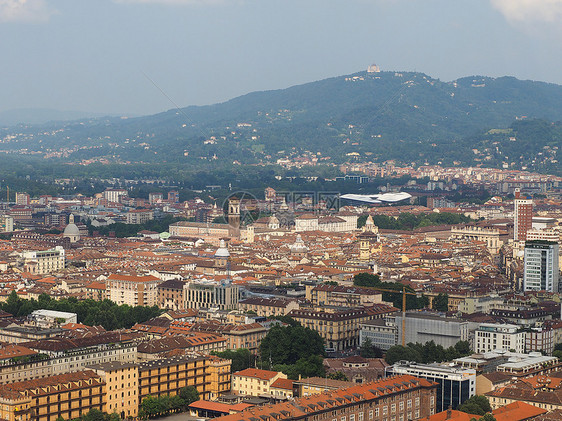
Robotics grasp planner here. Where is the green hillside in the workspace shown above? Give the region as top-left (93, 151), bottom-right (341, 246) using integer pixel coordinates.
top-left (1, 70), bottom-right (562, 173)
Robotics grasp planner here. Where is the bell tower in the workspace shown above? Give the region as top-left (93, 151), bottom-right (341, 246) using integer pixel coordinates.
top-left (228, 196), bottom-right (241, 228)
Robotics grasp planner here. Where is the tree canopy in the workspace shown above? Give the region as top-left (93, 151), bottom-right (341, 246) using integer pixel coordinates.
top-left (2, 291), bottom-right (162, 330)
top-left (385, 340), bottom-right (471, 365)
top-left (458, 395), bottom-right (492, 417)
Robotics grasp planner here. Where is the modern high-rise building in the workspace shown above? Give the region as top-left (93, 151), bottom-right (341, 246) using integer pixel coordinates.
top-left (514, 189), bottom-right (533, 242)
top-left (523, 241), bottom-right (560, 292)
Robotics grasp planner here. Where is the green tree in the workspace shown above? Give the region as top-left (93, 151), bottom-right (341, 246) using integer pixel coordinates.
top-left (353, 273), bottom-right (380, 287)
top-left (360, 338), bottom-right (384, 358)
top-left (259, 324), bottom-right (325, 366)
top-left (432, 293), bottom-right (449, 312)
top-left (384, 345), bottom-right (422, 365)
top-left (458, 396), bottom-right (492, 416)
top-left (212, 349), bottom-right (256, 372)
top-left (178, 386), bottom-right (200, 406)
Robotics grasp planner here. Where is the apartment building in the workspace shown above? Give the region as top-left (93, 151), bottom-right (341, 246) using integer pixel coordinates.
top-left (523, 241), bottom-right (559, 293)
top-left (0, 371), bottom-right (105, 421)
top-left (0, 215), bottom-right (14, 233)
top-left (157, 278), bottom-right (185, 310)
top-left (125, 209), bottom-right (154, 225)
top-left (0, 333), bottom-right (138, 384)
top-left (474, 323), bottom-right (525, 354)
top-left (106, 273), bottom-right (161, 307)
top-left (19, 247), bottom-right (65, 275)
top-left (288, 304), bottom-right (397, 351)
top-left (238, 297), bottom-right (299, 317)
top-left (138, 356), bottom-right (214, 401)
top-left (214, 374), bottom-right (437, 421)
top-left (207, 356), bottom-right (231, 400)
top-left (88, 362), bottom-right (139, 419)
top-left (231, 368), bottom-right (287, 397)
top-left (305, 284), bottom-right (383, 307)
top-left (190, 322), bottom-right (268, 352)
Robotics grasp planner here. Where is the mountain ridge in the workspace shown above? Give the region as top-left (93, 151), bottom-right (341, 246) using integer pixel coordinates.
top-left (1, 70), bottom-right (562, 175)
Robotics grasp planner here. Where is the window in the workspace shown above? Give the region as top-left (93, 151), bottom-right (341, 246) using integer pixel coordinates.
top-left (383, 406), bottom-right (388, 416)
top-left (399, 402), bottom-right (404, 411)
top-left (368, 410), bottom-right (373, 420)
top-left (391, 404), bottom-right (396, 413)
top-left (375, 408), bottom-right (379, 417)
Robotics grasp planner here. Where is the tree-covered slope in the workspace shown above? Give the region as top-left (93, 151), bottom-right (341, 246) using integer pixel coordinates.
top-left (2, 70), bottom-right (562, 170)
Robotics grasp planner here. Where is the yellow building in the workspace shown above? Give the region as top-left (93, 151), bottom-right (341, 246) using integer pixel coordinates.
top-left (138, 356), bottom-right (212, 402)
top-left (207, 356), bottom-right (231, 400)
top-left (0, 371), bottom-right (105, 421)
top-left (88, 362), bottom-right (139, 419)
top-left (231, 368), bottom-right (287, 397)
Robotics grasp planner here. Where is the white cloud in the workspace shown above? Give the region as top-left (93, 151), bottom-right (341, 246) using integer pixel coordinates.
top-left (491, 0), bottom-right (562, 23)
top-left (0, 0), bottom-right (56, 23)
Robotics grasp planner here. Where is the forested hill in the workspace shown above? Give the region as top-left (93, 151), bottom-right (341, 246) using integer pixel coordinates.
top-left (2, 70), bottom-right (562, 170)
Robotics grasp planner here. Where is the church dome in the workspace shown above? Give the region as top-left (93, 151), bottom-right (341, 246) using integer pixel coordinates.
top-left (214, 239), bottom-right (230, 258)
top-left (63, 214), bottom-right (80, 243)
top-left (290, 234), bottom-right (308, 254)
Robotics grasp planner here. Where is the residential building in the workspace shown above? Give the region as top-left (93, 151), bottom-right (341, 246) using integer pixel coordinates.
top-left (138, 356), bottom-right (216, 401)
top-left (0, 370), bottom-right (105, 421)
top-left (207, 356), bottom-right (231, 400)
top-left (106, 273), bottom-right (160, 307)
top-left (238, 297), bottom-right (299, 317)
top-left (19, 247), bottom-right (65, 275)
top-left (523, 241), bottom-right (559, 293)
top-left (293, 376), bottom-right (355, 397)
top-left (125, 209), bottom-right (154, 225)
top-left (525, 327), bottom-right (555, 354)
top-left (386, 361), bottom-right (476, 413)
top-left (231, 368), bottom-right (287, 397)
top-left (474, 323), bottom-right (525, 354)
top-left (514, 190), bottom-right (533, 242)
top-left (214, 374), bottom-right (438, 421)
top-left (0, 215), bottom-right (14, 232)
top-left (15, 193), bottom-right (30, 206)
top-left (103, 189), bottom-right (127, 204)
top-left (458, 295), bottom-right (504, 314)
top-left (157, 278), bottom-right (185, 310)
top-left (486, 375), bottom-right (562, 412)
top-left (305, 284), bottom-right (383, 307)
top-left (323, 356), bottom-right (388, 383)
top-left (88, 362), bottom-right (139, 419)
top-left (288, 304), bottom-right (397, 351)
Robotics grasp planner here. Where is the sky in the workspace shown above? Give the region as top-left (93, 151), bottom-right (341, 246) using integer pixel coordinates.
top-left (2, 0), bottom-right (562, 116)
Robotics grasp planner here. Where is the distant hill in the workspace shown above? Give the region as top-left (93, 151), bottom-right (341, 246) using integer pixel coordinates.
top-left (0, 108), bottom-right (116, 126)
top-left (1, 71), bottom-right (562, 174)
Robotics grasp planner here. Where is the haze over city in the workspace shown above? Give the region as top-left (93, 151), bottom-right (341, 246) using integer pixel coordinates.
top-left (2, 0), bottom-right (562, 116)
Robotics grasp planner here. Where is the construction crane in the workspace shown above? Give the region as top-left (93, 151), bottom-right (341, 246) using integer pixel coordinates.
top-left (361, 285), bottom-right (420, 346)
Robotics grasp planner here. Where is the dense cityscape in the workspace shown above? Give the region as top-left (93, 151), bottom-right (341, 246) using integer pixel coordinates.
top-left (0, 160), bottom-right (560, 421)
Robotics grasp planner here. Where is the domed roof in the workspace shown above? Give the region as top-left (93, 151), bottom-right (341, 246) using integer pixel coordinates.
top-left (214, 239), bottom-right (230, 258)
top-left (290, 234), bottom-right (308, 253)
top-left (63, 223), bottom-right (80, 236)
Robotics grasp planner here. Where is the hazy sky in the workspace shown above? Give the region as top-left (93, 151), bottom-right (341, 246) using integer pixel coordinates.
top-left (2, 0), bottom-right (562, 116)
